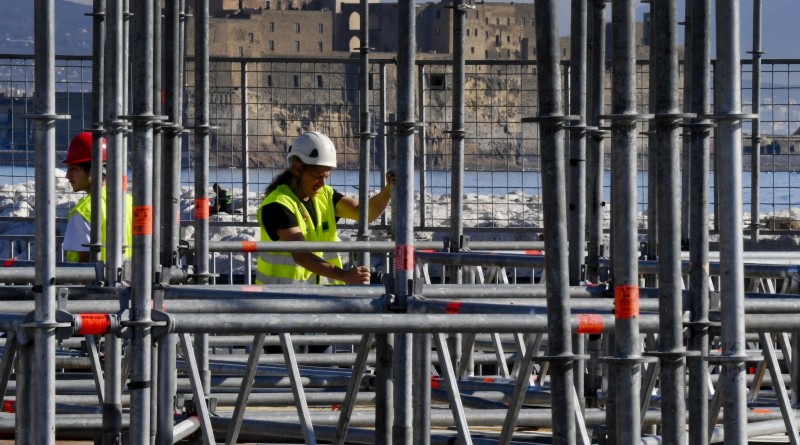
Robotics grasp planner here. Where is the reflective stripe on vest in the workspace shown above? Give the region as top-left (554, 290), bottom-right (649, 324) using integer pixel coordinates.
top-left (256, 184), bottom-right (343, 285)
top-left (65, 187), bottom-right (134, 262)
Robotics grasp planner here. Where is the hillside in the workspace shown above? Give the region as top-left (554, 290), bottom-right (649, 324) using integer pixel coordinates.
top-left (0, 0), bottom-right (93, 55)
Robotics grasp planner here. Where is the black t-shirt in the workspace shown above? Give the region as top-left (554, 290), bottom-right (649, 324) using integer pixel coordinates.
top-left (261, 189), bottom-right (344, 241)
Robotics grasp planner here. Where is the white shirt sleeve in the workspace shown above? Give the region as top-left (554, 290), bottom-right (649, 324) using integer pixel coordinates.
top-left (62, 213), bottom-right (91, 252)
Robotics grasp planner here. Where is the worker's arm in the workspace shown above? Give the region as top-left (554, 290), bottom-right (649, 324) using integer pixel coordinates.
top-left (334, 171), bottom-right (396, 222)
top-left (276, 227), bottom-right (370, 284)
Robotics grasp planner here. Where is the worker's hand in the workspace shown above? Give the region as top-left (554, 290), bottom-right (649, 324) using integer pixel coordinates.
top-left (341, 265), bottom-right (371, 285)
top-left (385, 171), bottom-right (396, 191)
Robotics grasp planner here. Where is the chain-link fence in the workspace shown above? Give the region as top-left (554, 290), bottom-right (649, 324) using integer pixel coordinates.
top-left (1, 54), bottom-right (800, 252)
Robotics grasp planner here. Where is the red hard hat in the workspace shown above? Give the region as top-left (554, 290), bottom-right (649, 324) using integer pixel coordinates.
top-left (62, 132), bottom-right (107, 165)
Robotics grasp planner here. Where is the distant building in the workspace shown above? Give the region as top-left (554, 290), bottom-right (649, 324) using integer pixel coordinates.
top-left (197, 0), bottom-right (577, 60)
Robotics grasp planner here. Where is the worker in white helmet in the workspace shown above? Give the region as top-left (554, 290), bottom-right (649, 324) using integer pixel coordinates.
top-left (256, 131), bottom-right (395, 285)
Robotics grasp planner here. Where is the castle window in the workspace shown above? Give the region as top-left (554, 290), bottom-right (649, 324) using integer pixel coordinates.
top-left (265, 0), bottom-right (270, 9)
top-left (496, 17), bottom-right (499, 25)
top-left (506, 35), bottom-right (510, 43)
top-left (507, 17), bottom-right (511, 25)
top-left (484, 17), bottom-right (488, 25)
top-left (248, 33), bottom-right (254, 42)
top-left (294, 41), bottom-right (300, 52)
top-left (317, 75), bottom-right (324, 87)
top-left (293, 75), bottom-right (300, 87)
top-left (269, 22), bottom-right (274, 32)
top-left (520, 17), bottom-right (525, 26)
top-left (471, 47), bottom-right (475, 54)
top-left (318, 23), bottom-right (324, 33)
top-left (238, 47), bottom-right (244, 56)
top-left (485, 50), bottom-right (489, 58)
top-left (436, 10), bottom-right (441, 19)
top-left (277, 0), bottom-right (281, 9)
top-left (269, 40), bottom-right (274, 51)
top-left (318, 41), bottom-right (323, 52)
top-left (295, 23), bottom-right (301, 33)
top-left (485, 31), bottom-right (489, 38)
top-left (466, 29), bottom-right (470, 37)
top-left (267, 75), bottom-right (273, 86)
top-left (495, 35), bottom-right (500, 46)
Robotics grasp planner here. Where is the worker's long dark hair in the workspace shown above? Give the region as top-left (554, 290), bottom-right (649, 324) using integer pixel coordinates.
top-left (265, 156), bottom-right (301, 196)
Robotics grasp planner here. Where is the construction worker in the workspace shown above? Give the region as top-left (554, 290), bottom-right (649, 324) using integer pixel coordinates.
top-left (211, 182), bottom-right (233, 214)
top-left (256, 131), bottom-right (395, 285)
top-left (62, 132), bottom-right (133, 263)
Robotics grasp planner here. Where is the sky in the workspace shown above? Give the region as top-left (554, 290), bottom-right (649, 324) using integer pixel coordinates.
top-left (66, 0), bottom-right (799, 59)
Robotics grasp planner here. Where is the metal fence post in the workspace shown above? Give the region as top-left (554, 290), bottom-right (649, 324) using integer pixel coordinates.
top-left (750, 0), bottom-right (763, 242)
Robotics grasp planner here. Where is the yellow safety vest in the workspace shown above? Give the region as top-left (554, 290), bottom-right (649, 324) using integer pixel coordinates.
top-left (256, 184), bottom-right (343, 284)
top-left (65, 187), bottom-right (134, 262)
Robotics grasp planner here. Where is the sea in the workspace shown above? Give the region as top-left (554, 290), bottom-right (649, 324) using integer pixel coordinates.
top-left (191, 168), bottom-right (800, 214)
top-left (4, 166), bottom-right (799, 214)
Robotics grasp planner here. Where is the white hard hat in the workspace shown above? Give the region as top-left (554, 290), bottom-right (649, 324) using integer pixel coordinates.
top-left (287, 131), bottom-right (337, 168)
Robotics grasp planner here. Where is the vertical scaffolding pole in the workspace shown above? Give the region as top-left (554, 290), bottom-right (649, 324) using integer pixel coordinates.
top-left (240, 62), bottom-right (251, 227)
top-left (357, 0), bottom-right (372, 268)
top-left (584, 0), bottom-right (606, 412)
top-left (90, 0), bottom-right (106, 264)
top-left (193, 0), bottom-right (212, 396)
top-left (103, 334), bottom-right (123, 444)
top-left (568, 0), bottom-right (587, 287)
top-left (418, 67), bottom-right (428, 231)
top-left (105, 0), bottom-right (125, 285)
top-left (584, 0), bottom-right (606, 285)
top-left (652, 0), bottom-right (687, 442)
top-left (447, 0), bottom-right (468, 381)
top-left (194, 0), bottom-right (211, 287)
top-left (240, 62), bottom-right (253, 282)
top-left (152, 0), bottom-right (163, 271)
top-left (161, 0), bottom-right (184, 267)
top-left (533, 1), bottom-right (575, 443)
top-left (156, 334), bottom-right (177, 445)
top-left (15, 341), bottom-right (33, 442)
top-left (749, 0), bottom-right (763, 242)
top-left (450, 0), bottom-right (466, 281)
top-left (715, 2), bottom-right (748, 443)
top-left (608, 0), bottom-right (643, 442)
top-left (568, 0), bottom-right (588, 410)
top-left (412, 333), bottom-right (431, 445)
top-left (151, 2), bottom-right (163, 439)
top-left (129, 0), bottom-right (156, 442)
top-left (32, 0), bottom-right (57, 442)
top-left (375, 61), bottom-right (394, 445)
top-left (394, 0), bottom-right (416, 443)
top-left (645, 10), bottom-right (658, 274)
top-left (687, 1), bottom-right (712, 444)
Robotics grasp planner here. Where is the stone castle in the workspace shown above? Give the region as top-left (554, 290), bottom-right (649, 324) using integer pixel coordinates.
top-left (198, 0), bottom-right (556, 60)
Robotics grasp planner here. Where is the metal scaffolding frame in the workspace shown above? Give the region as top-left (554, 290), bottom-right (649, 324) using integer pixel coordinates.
top-left (8, 0), bottom-right (800, 444)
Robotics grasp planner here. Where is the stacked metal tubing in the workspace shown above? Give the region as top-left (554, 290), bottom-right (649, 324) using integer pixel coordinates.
top-left (3, 250), bottom-right (800, 442)
top-left (18, 0), bottom-right (799, 444)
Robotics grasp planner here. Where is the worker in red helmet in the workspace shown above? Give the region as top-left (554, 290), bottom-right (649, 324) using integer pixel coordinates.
top-left (62, 132), bottom-right (133, 263)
